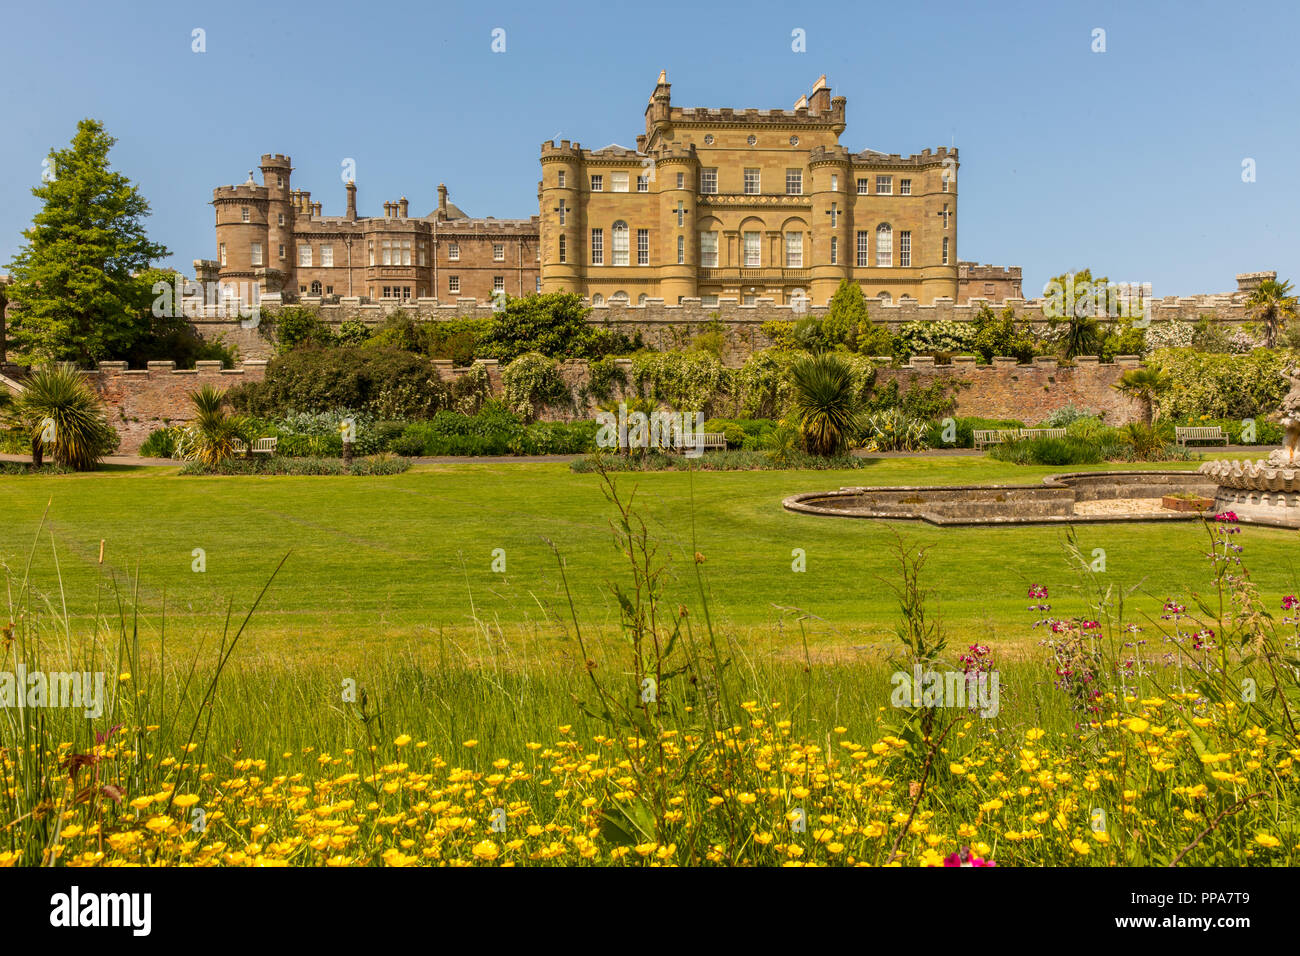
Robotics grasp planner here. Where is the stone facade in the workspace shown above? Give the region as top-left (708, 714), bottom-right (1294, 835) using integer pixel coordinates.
top-left (958, 262), bottom-right (1021, 302)
top-left (539, 73), bottom-right (971, 308)
top-left (208, 156), bottom-right (539, 307)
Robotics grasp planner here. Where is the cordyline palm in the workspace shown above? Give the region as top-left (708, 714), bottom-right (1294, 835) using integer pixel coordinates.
top-left (14, 363), bottom-right (112, 470)
top-left (788, 352), bottom-right (861, 456)
top-left (1247, 278), bottom-right (1297, 349)
top-left (177, 384), bottom-right (247, 466)
top-left (1112, 366), bottom-right (1170, 427)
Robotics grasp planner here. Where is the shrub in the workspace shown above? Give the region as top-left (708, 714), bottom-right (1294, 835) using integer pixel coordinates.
top-left (864, 375), bottom-right (964, 421)
top-left (14, 364), bottom-right (119, 469)
top-left (501, 352), bottom-right (571, 421)
top-left (139, 426), bottom-right (182, 459)
top-left (265, 305), bottom-right (333, 353)
top-left (1151, 348), bottom-right (1290, 420)
top-left (175, 384), bottom-right (248, 466)
top-left (894, 320), bottom-right (978, 360)
top-left (476, 292), bottom-right (638, 362)
top-left (582, 356), bottom-right (628, 405)
top-left (971, 303), bottom-right (1039, 364)
top-left (178, 454), bottom-right (411, 476)
top-left (449, 362), bottom-right (492, 415)
top-left (230, 346), bottom-right (449, 420)
top-left (923, 416), bottom-right (1025, 449)
top-left (0, 461), bottom-right (75, 475)
top-left (334, 318), bottom-right (372, 347)
top-left (788, 352), bottom-right (861, 456)
top-left (569, 447), bottom-right (871, 472)
top-left (424, 318), bottom-right (491, 365)
top-left (1043, 403), bottom-right (1097, 428)
top-left (861, 408), bottom-right (929, 452)
top-left (990, 435), bottom-right (1103, 466)
top-left (630, 350), bottom-right (733, 417)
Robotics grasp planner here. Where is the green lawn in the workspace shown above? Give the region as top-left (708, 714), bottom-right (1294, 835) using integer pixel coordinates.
top-left (2, 456), bottom-right (1295, 666)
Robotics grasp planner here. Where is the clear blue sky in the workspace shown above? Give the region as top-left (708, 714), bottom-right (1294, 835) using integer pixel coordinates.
top-left (2, 0), bottom-right (1296, 298)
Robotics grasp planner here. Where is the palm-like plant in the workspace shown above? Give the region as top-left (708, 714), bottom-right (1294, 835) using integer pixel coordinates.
top-left (1063, 312), bottom-right (1100, 359)
top-left (176, 384), bottom-right (248, 466)
top-left (1246, 278), bottom-right (1297, 349)
top-left (14, 364), bottom-right (115, 470)
top-left (1112, 367), bottom-right (1170, 427)
top-left (788, 352), bottom-right (861, 456)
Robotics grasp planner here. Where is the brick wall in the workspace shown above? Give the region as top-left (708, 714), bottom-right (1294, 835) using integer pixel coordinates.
top-left (873, 355), bottom-right (1142, 424)
top-left (89, 352), bottom-right (1141, 454)
top-left (88, 360), bottom-right (267, 454)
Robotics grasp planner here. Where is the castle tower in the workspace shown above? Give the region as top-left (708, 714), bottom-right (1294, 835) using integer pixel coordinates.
top-left (809, 145), bottom-right (851, 303)
top-left (919, 147), bottom-right (958, 300)
top-left (656, 143), bottom-right (699, 303)
top-left (539, 141), bottom-right (584, 293)
top-left (212, 171), bottom-right (271, 301)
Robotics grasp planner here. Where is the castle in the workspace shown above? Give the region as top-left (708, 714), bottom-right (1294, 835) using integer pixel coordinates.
top-left (541, 73), bottom-right (971, 307)
top-left (207, 74), bottom-right (1018, 310)
top-left (203, 156), bottom-right (539, 305)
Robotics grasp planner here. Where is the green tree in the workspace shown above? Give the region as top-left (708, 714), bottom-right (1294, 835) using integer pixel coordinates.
top-left (1246, 278), bottom-right (1297, 349)
top-left (5, 119), bottom-right (169, 365)
top-left (822, 279), bottom-right (869, 347)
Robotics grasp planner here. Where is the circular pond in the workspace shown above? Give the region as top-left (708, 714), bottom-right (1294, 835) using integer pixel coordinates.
top-left (783, 471), bottom-right (1221, 526)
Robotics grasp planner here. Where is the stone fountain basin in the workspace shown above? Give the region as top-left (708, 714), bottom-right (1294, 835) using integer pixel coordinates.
top-left (1199, 458), bottom-right (1300, 528)
top-left (783, 471), bottom-right (1221, 526)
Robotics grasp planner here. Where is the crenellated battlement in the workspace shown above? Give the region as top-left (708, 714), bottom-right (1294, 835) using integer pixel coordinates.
top-left (851, 145), bottom-right (957, 167)
top-left (213, 184), bottom-right (268, 201)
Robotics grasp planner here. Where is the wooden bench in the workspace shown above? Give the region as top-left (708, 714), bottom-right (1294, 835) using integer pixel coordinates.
top-left (973, 429), bottom-right (1020, 451)
top-left (617, 431), bottom-right (727, 454)
top-left (679, 432), bottom-right (727, 453)
top-left (1018, 428), bottom-right (1067, 440)
top-left (232, 437), bottom-right (278, 456)
top-left (1175, 426), bottom-right (1228, 447)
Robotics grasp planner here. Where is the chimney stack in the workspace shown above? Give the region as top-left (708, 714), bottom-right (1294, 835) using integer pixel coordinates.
top-left (345, 180), bottom-right (357, 220)
top-left (437, 183), bottom-right (448, 220)
top-left (809, 74), bottom-right (831, 114)
top-left (399, 196), bottom-right (409, 218)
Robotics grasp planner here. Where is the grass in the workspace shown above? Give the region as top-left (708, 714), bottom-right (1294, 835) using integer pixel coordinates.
top-left (1, 454), bottom-right (1296, 669)
top-left (4, 466), bottom-right (1297, 867)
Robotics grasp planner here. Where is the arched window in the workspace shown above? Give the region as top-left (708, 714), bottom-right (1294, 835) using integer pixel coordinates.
top-left (592, 293), bottom-right (604, 306)
top-left (637, 293), bottom-right (648, 306)
top-left (310, 280), bottom-right (322, 295)
top-left (876, 224), bottom-right (892, 268)
top-left (611, 290), bottom-right (629, 305)
top-left (877, 291), bottom-right (892, 304)
top-left (612, 221), bottom-right (629, 266)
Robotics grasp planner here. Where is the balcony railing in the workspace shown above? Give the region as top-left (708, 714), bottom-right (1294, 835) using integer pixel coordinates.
top-left (698, 267), bottom-right (810, 281)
